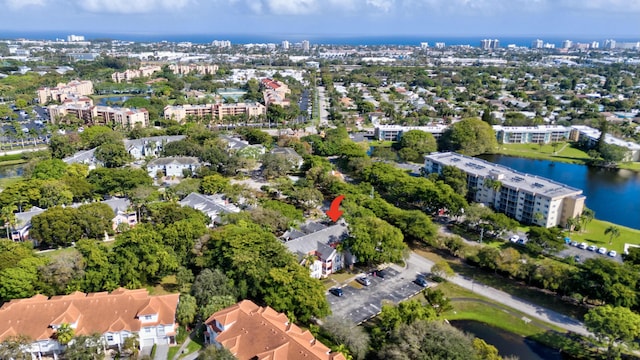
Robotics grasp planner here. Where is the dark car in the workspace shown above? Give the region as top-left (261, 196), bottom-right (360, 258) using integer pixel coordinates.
top-left (329, 288), bottom-right (344, 297)
top-left (374, 269), bottom-right (388, 279)
top-left (414, 277), bottom-right (428, 287)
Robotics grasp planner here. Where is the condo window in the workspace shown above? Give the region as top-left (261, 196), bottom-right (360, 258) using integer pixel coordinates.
top-left (107, 335), bottom-right (114, 342)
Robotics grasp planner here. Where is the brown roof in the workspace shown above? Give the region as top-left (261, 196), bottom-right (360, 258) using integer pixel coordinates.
top-left (0, 288), bottom-right (179, 342)
top-left (205, 300), bottom-right (346, 360)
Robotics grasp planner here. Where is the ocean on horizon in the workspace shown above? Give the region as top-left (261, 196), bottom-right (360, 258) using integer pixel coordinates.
top-left (0, 30), bottom-right (638, 48)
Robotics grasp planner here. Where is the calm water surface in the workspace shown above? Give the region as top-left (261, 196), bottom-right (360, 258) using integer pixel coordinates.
top-left (480, 155), bottom-right (640, 230)
top-left (451, 320), bottom-right (563, 360)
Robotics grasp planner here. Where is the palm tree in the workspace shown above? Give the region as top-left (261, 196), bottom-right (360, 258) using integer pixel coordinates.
top-left (1, 205), bottom-right (17, 239)
top-left (54, 323), bottom-right (74, 346)
top-left (604, 226), bottom-right (621, 245)
top-left (581, 208), bottom-right (595, 232)
top-left (566, 216), bottom-right (580, 235)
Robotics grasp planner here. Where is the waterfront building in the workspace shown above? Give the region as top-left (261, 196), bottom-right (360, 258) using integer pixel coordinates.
top-left (562, 40), bottom-right (573, 49)
top-left (374, 124), bottom-right (448, 141)
top-left (302, 40), bottom-right (310, 52)
top-left (37, 80), bottom-right (93, 104)
top-left (281, 40), bottom-right (290, 50)
top-left (424, 152), bottom-right (586, 227)
top-left (480, 39), bottom-right (500, 50)
top-left (66, 34), bottom-right (85, 42)
top-left (570, 125), bottom-right (640, 162)
top-left (531, 39), bottom-right (544, 49)
top-left (493, 125), bottom-right (571, 144)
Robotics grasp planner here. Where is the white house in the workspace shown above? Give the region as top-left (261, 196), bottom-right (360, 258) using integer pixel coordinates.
top-left (178, 192), bottom-right (241, 225)
top-left (147, 157), bottom-right (203, 178)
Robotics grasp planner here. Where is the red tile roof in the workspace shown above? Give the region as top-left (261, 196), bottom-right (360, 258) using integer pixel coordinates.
top-left (0, 288), bottom-right (179, 342)
top-left (205, 300), bottom-right (346, 360)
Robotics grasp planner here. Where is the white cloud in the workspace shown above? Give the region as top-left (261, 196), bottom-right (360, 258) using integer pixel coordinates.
top-left (366, 0), bottom-right (394, 12)
top-left (262, 0), bottom-right (319, 15)
top-left (77, 0), bottom-right (194, 14)
top-left (3, 0), bottom-right (46, 9)
top-left (559, 0), bottom-right (640, 12)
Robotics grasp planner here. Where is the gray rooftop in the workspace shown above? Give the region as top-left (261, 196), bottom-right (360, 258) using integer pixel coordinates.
top-left (124, 135), bottom-right (186, 149)
top-left (425, 152), bottom-right (583, 199)
top-left (147, 156), bottom-right (201, 166)
top-left (284, 220), bottom-right (349, 258)
top-left (179, 192), bottom-right (240, 222)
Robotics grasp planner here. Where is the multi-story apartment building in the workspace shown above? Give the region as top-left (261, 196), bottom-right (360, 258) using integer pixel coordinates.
top-left (111, 65), bottom-right (162, 83)
top-left (261, 78), bottom-right (291, 107)
top-left (374, 124), bottom-right (448, 141)
top-left (0, 288), bottom-right (179, 358)
top-left (493, 125), bottom-right (571, 144)
top-left (424, 152), bottom-right (586, 227)
top-left (570, 125), bottom-right (640, 162)
top-left (163, 102), bottom-right (266, 123)
top-left (168, 63), bottom-right (218, 75)
top-left (49, 98), bottom-right (149, 128)
top-left (37, 80), bottom-right (94, 104)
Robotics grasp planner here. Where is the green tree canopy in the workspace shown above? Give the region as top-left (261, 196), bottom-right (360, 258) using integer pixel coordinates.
top-left (397, 130), bottom-right (437, 162)
top-left (585, 305), bottom-right (640, 359)
top-left (345, 216), bottom-right (407, 265)
top-left (439, 118), bottom-right (498, 156)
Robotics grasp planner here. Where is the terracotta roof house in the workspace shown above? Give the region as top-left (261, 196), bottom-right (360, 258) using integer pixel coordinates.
top-left (0, 288), bottom-right (180, 357)
top-left (204, 300), bottom-right (346, 360)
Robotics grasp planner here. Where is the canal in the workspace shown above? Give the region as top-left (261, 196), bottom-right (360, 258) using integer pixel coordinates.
top-left (451, 320), bottom-right (563, 360)
top-left (480, 155), bottom-right (640, 230)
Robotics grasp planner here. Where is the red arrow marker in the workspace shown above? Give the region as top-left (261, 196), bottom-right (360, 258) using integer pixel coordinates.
top-left (326, 195), bottom-right (345, 222)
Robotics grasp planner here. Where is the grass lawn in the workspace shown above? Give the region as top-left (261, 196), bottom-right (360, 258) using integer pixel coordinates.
top-left (0, 176), bottom-right (23, 189)
top-left (38, 246), bottom-right (80, 258)
top-left (148, 275), bottom-right (179, 295)
top-left (565, 218), bottom-right (640, 254)
top-left (328, 271), bottom-right (355, 284)
top-left (492, 142), bottom-right (590, 164)
top-left (0, 159), bottom-right (27, 166)
top-left (167, 346), bottom-right (180, 360)
top-left (618, 162), bottom-right (640, 171)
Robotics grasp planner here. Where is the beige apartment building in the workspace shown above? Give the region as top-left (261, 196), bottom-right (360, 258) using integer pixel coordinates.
top-left (261, 78), bottom-right (291, 107)
top-left (163, 103), bottom-right (266, 123)
top-left (49, 98), bottom-right (149, 128)
top-left (424, 152), bottom-right (586, 228)
top-left (111, 65), bottom-right (162, 83)
top-left (169, 63), bottom-right (219, 75)
top-left (37, 80), bottom-right (94, 104)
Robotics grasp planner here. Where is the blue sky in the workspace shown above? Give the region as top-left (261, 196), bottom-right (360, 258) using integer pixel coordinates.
top-left (0, 0), bottom-right (638, 39)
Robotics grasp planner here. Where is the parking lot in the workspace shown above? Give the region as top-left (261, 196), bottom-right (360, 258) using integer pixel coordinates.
top-left (558, 242), bottom-right (622, 263)
top-left (327, 265), bottom-right (429, 324)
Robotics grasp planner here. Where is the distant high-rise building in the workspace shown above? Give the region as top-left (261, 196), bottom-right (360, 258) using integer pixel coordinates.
top-left (301, 40), bottom-right (310, 52)
top-left (281, 40), bottom-right (290, 50)
top-left (562, 40), bottom-right (573, 49)
top-left (420, 42), bottom-right (429, 49)
top-left (531, 39), bottom-right (544, 49)
top-left (604, 39), bottom-right (616, 49)
top-left (591, 41), bottom-right (600, 49)
top-left (480, 39), bottom-right (500, 50)
top-left (543, 43), bottom-right (556, 49)
top-left (67, 34), bottom-right (85, 42)
top-left (435, 42), bottom-right (446, 49)
top-left (211, 40), bottom-right (231, 48)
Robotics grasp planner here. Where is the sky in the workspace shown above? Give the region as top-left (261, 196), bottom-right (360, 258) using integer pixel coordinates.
top-left (0, 0), bottom-right (639, 40)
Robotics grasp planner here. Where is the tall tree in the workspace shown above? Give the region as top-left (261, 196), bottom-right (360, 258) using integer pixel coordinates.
top-left (439, 118), bottom-right (498, 156)
top-left (604, 225), bottom-right (621, 245)
top-left (345, 216), bottom-right (406, 265)
top-left (585, 305), bottom-right (640, 360)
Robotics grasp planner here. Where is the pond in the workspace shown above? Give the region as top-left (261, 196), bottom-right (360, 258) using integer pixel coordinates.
top-left (0, 163), bottom-right (25, 178)
top-left (479, 154), bottom-right (640, 230)
top-left (451, 320), bottom-right (563, 360)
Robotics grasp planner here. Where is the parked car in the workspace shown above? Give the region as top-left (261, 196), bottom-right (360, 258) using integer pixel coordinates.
top-left (608, 250), bottom-right (618, 257)
top-left (587, 245), bottom-right (598, 252)
top-left (356, 276), bottom-right (371, 286)
top-left (329, 288), bottom-right (344, 297)
top-left (578, 242), bottom-right (588, 250)
top-left (374, 269), bottom-right (388, 279)
top-left (509, 235), bottom-right (519, 243)
top-left (574, 255), bottom-right (581, 262)
top-left (414, 277), bottom-right (428, 287)
top-left (570, 241), bottom-right (579, 247)
top-left (597, 247), bottom-right (607, 255)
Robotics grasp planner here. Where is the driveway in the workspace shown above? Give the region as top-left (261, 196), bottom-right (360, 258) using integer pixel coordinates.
top-left (153, 344), bottom-right (169, 360)
top-left (328, 264), bottom-right (431, 324)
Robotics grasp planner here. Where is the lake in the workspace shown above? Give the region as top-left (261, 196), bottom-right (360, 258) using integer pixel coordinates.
top-left (480, 155), bottom-right (640, 230)
top-left (451, 320), bottom-right (563, 360)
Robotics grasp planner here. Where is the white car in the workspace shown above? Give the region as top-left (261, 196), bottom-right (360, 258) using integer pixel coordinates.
top-left (509, 235), bottom-right (519, 243)
top-left (608, 250), bottom-right (617, 257)
top-left (597, 247), bottom-right (607, 255)
top-left (587, 245), bottom-right (598, 252)
top-left (578, 242), bottom-right (588, 250)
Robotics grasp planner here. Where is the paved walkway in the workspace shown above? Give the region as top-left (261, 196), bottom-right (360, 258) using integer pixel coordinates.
top-left (154, 344), bottom-right (169, 360)
top-left (408, 252), bottom-right (590, 336)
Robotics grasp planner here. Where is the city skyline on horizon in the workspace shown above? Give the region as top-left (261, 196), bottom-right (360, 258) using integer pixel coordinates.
top-left (0, 0), bottom-right (639, 39)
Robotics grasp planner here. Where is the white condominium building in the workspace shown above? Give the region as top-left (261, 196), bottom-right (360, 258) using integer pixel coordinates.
top-left (111, 65), bottom-right (162, 83)
top-left (374, 124), bottom-right (449, 141)
top-left (424, 152), bottom-right (586, 228)
top-left (493, 125), bottom-right (571, 144)
top-left (570, 125), bottom-right (640, 162)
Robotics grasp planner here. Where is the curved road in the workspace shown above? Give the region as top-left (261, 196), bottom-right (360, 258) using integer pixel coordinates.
top-left (407, 252), bottom-right (590, 336)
